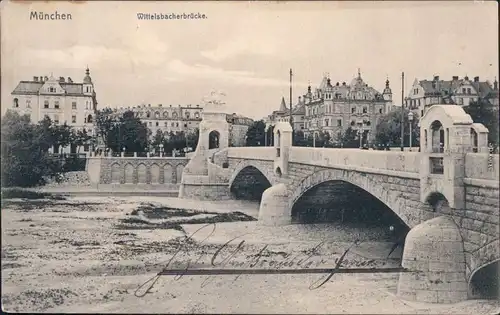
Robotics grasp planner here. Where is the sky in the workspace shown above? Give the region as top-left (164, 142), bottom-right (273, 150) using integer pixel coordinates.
top-left (1, 1), bottom-right (498, 120)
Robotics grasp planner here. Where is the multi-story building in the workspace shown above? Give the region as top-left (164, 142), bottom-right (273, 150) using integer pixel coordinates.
top-left (111, 104), bottom-right (253, 147)
top-left (267, 70), bottom-right (393, 144)
top-left (10, 68), bottom-right (98, 153)
top-left (406, 75), bottom-right (499, 117)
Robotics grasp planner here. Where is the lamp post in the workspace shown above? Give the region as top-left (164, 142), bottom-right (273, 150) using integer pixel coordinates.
top-left (408, 111), bottom-right (414, 151)
top-left (358, 128), bottom-right (363, 149)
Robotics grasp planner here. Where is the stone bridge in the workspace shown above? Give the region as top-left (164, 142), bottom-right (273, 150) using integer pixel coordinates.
top-left (179, 104), bottom-right (499, 304)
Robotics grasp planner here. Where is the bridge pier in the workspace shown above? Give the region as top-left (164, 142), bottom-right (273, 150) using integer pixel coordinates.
top-left (397, 216), bottom-right (468, 303)
top-left (258, 184), bottom-right (291, 226)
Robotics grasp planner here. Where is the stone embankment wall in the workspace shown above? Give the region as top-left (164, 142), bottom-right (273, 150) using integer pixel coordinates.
top-left (87, 156), bottom-right (189, 185)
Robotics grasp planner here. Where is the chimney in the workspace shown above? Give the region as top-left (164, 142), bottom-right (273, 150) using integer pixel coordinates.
top-left (40, 76), bottom-right (44, 82)
top-left (159, 104), bottom-right (162, 107)
top-left (44, 76), bottom-right (48, 81)
top-left (474, 76), bottom-right (479, 82)
top-left (67, 77), bottom-right (73, 83)
top-left (464, 76), bottom-right (469, 81)
top-left (342, 82), bottom-right (346, 86)
top-left (452, 76), bottom-right (459, 81)
top-left (336, 82), bottom-right (339, 86)
top-left (59, 77), bottom-right (65, 83)
top-left (33, 76), bottom-right (38, 82)
top-left (148, 104), bottom-right (151, 107)
top-left (433, 75), bottom-right (439, 81)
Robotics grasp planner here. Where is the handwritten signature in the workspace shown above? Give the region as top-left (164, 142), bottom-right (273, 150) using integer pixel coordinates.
top-left (134, 223), bottom-right (400, 297)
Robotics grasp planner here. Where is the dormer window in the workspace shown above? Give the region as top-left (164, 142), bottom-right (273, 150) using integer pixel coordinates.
top-left (186, 112), bottom-right (190, 119)
top-left (194, 112), bottom-right (200, 118)
top-left (49, 87), bottom-right (56, 93)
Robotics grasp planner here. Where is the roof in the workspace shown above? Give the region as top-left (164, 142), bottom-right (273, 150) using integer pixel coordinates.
top-left (11, 80), bottom-right (88, 96)
top-left (11, 81), bottom-right (43, 94)
top-left (418, 78), bottom-right (497, 99)
top-left (279, 96), bottom-right (287, 111)
top-left (292, 103), bottom-right (305, 115)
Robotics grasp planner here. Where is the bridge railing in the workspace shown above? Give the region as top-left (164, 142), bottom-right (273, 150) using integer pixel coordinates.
top-left (227, 147), bottom-right (276, 161)
top-left (289, 147), bottom-right (421, 174)
top-left (465, 153), bottom-right (499, 181)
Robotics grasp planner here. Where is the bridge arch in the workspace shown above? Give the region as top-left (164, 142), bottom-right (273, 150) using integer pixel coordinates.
top-left (468, 258), bottom-right (500, 300)
top-left (229, 160), bottom-right (274, 201)
top-left (288, 169), bottom-right (418, 228)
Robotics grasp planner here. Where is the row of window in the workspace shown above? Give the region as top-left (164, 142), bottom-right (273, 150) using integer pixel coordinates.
top-left (137, 111), bottom-right (200, 119)
top-left (46, 86), bottom-right (92, 93)
top-left (307, 105), bottom-right (383, 116)
top-left (46, 114), bottom-right (93, 124)
top-left (13, 98), bottom-right (92, 110)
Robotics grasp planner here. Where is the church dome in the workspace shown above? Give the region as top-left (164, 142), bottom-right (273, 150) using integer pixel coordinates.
top-left (83, 67), bottom-right (92, 84)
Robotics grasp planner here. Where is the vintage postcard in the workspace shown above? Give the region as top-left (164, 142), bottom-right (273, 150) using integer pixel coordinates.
top-left (1, 0), bottom-right (499, 314)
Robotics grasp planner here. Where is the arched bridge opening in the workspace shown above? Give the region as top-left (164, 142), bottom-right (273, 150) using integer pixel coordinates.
top-left (469, 260), bottom-right (500, 301)
top-left (230, 166), bottom-right (272, 202)
top-left (291, 180), bottom-right (410, 244)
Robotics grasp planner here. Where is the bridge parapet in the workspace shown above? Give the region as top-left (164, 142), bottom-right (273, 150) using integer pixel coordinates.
top-left (227, 147), bottom-right (276, 161)
top-left (465, 153), bottom-right (499, 183)
top-left (289, 147), bottom-right (420, 175)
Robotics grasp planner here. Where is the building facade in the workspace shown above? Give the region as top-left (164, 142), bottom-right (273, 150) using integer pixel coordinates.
top-left (10, 68), bottom-right (98, 153)
top-left (406, 75), bottom-right (499, 117)
top-left (265, 96), bottom-right (306, 132)
top-left (267, 70), bottom-right (393, 145)
top-left (111, 104), bottom-right (254, 147)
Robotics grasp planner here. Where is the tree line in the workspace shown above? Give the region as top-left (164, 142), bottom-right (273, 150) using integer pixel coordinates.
top-left (94, 108), bottom-right (199, 155)
top-left (1, 111), bottom-right (94, 187)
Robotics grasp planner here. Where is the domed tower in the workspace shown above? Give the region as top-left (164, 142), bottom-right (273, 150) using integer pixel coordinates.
top-left (383, 77), bottom-right (392, 101)
top-left (83, 67), bottom-right (93, 95)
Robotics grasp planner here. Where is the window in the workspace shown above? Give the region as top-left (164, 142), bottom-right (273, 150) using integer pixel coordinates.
top-left (146, 112), bottom-right (151, 118)
top-left (156, 122), bottom-right (159, 127)
top-left (164, 122), bottom-right (168, 127)
top-left (195, 112), bottom-right (200, 118)
top-left (44, 100), bottom-right (49, 108)
top-left (72, 101), bottom-right (77, 110)
top-left (351, 107), bottom-right (355, 114)
top-left (172, 112), bottom-right (178, 118)
top-left (149, 122), bottom-right (152, 127)
top-left (363, 107), bottom-right (367, 114)
top-left (26, 99), bottom-right (31, 108)
top-left (379, 108), bottom-right (383, 114)
top-left (462, 88), bottom-right (466, 94)
top-left (54, 101), bottom-right (60, 109)
top-left (155, 112), bottom-right (160, 119)
top-left (163, 111), bottom-right (169, 118)
top-left (337, 119), bottom-right (342, 127)
top-left (54, 115), bottom-right (60, 124)
top-left (171, 122), bottom-right (175, 127)
top-left (467, 88), bottom-right (471, 95)
top-left (186, 112), bottom-right (190, 119)
top-left (421, 110), bottom-right (424, 117)
top-left (87, 114), bottom-right (93, 123)
top-left (458, 97), bottom-right (463, 105)
top-left (72, 115), bottom-right (76, 123)
top-left (13, 98), bottom-right (19, 108)
top-left (324, 119), bottom-right (329, 127)
top-left (176, 122), bottom-right (179, 127)
top-left (49, 87), bottom-right (55, 93)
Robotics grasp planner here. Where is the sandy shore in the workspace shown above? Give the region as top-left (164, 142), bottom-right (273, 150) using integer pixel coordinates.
top-left (1, 196), bottom-right (499, 314)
